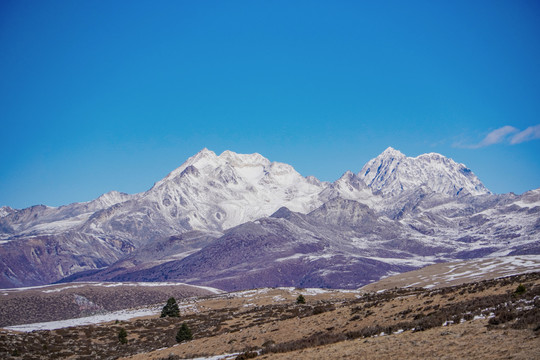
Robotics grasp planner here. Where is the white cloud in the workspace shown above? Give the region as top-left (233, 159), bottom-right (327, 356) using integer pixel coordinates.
top-left (457, 124), bottom-right (540, 149)
top-left (510, 124), bottom-right (540, 144)
top-left (472, 126), bottom-right (518, 148)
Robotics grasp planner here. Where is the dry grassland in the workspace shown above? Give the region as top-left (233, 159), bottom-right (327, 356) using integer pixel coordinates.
top-left (1, 272), bottom-right (539, 360)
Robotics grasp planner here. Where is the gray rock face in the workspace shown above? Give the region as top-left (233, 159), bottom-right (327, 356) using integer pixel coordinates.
top-left (0, 148), bottom-right (538, 289)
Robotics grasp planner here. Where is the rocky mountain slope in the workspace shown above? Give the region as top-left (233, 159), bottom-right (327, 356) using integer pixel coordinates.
top-left (69, 196), bottom-right (540, 291)
top-left (1, 148), bottom-right (539, 289)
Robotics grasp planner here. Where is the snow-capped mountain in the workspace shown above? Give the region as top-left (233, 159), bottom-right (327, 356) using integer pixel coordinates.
top-left (0, 147), bottom-right (492, 241)
top-left (360, 147), bottom-right (490, 197)
top-left (139, 148), bottom-right (326, 232)
top-left (1, 147), bottom-right (538, 289)
top-left (1, 149), bottom-right (325, 243)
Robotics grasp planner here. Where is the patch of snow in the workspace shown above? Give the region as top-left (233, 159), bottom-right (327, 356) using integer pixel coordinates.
top-left (298, 288), bottom-right (332, 296)
top-left (186, 353), bottom-right (240, 360)
top-left (513, 200), bottom-right (540, 209)
top-left (21, 213), bottom-right (93, 236)
top-left (392, 256), bottom-right (540, 289)
top-left (222, 288), bottom-right (271, 299)
top-left (274, 253), bottom-right (305, 262)
top-left (367, 256), bottom-right (436, 267)
top-left (5, 306), bottom-right (160, 332)
top-left (88, 281), bottom-right (222, 294)
top-left (42, 284), bottom-right (87, 293)
top-left (1, 281), bottom-right (223, 295)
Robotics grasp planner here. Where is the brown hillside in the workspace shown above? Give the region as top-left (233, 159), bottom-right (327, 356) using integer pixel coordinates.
top-left (1, 273), bottom-right (538, 359)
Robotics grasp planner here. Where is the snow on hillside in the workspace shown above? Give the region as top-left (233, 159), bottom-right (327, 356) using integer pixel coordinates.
top-left (3, 285), bottom-right (358, 332)
top-left (4, 306), bottom-right (160, 332)
top-left (1, 281), bottom-right (223, 331)
top-left (362, 255), bottom-right (540, 291)
top-left (1, 281), bottom-right (223, 295)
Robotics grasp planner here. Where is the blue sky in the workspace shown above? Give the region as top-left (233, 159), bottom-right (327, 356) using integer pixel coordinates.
top-left (1, 1), bottom-right (539, 209)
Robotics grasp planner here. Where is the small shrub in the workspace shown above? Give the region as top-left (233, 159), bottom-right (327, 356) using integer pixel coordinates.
top-left (118, 327), bottom-right (128, 344)
top-left (161, 297), bottom-right (180, 318)
top-left (176, 323), bottom-right (193, 343)
top-left (296, 294), bottom-right (306, 304)
top-left (11, 349), bottom-right (21, 357)
top-left (514, 284), bottom-right (526, 296)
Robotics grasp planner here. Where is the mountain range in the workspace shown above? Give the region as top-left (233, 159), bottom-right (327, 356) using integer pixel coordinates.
top-left (1, 147), bottom-right (539, 290)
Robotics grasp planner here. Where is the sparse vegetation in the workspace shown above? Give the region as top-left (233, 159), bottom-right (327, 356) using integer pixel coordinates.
top-left (296, 294), bottom-right (306, 304)
top-left (10, 349), bottom-right (21, 357)
top-left (0, 284), bottom-right (212, 329)
top-left (0, 272), bottom-right (538, 360)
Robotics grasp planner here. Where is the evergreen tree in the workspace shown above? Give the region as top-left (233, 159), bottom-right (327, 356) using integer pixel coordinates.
top-left (296, 294), bottom-right (306, 304)
top-left (515, 284), bottom-right (526, 295)
top-left (161, 297), bottom-right (180, 318)
top-left (176, 322), bottom-right (193, 343)
top-left (118, 327), bottom-right (128, 344)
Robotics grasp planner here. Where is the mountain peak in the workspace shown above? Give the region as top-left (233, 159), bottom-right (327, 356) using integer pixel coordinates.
top-left (144, 148), bottom-right (326, 232)
top-left (91, 191), bottom-right (132, 209)
top-left (198, 147), bottom-right (213, 154)
top-left (219, 150), bottom-right (270, 167)
top-left (191, 148), bottom-right (218, 162)
top-left (381, 146), bottom-right (405, 158)
top-left (359, 148), bottom-right (490, 197)
top-left (0, 206), bottom-right (15, 218)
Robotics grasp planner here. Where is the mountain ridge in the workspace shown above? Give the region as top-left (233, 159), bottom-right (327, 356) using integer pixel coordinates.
top-left (0, 147), bottom-right (538, 289)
